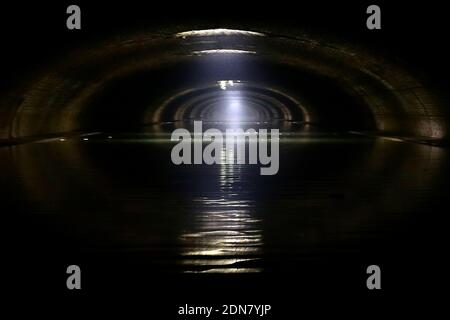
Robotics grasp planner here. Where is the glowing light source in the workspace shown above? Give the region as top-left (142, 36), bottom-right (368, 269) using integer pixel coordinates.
top-left (229, 100), bottom-right (240, 110)
top-left (218, 80), bottom-right (239, 90)
top-left (175, 28), bottom-right (265, 38)
top-left (191, 49), bottom-right (256, 56)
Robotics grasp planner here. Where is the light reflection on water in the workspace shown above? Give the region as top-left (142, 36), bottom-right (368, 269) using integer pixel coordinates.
top-left (180, 146), bottom-right (263, 273)
top-left (2, 124), bottom-right (448, 274)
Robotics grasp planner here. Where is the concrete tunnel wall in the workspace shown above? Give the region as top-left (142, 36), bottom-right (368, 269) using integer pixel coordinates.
top-left (0, 29), bottom-right (447, 142)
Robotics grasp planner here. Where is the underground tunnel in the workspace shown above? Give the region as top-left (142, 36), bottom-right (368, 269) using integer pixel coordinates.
top-left (1, 3), bottom-right (450, 301)
top-left (1, 28), bottom-right (446, 140)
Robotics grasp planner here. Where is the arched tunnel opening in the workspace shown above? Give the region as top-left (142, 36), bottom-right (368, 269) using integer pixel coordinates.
top-left (2, 2), bottom-right (450, 300)
top-left (3, 27), bottom-right (446, 140)
top-left (74, 55), bottom-right (377, 133)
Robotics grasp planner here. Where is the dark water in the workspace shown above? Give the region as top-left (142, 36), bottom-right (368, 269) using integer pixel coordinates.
top-left (3, 124), bottom-right (449, 277)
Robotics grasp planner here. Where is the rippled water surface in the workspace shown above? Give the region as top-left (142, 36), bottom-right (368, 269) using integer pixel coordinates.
top-left (3, 125), bottom-right (448, 273)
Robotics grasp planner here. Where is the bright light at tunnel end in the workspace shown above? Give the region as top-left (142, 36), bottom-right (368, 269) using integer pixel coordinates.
top-left (218, 80), bottom-right (239, 90)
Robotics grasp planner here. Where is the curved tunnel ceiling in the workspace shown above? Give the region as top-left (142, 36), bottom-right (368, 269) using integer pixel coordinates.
top-left (152, 81), bottom-right (307, 123)
top-left (2, 3), bottom-right (450, 283)
top-left (0, 27), bottom-right (447, 142)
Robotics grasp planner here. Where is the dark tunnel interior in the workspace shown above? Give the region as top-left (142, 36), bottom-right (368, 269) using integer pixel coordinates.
top-left (2, 1), bottom-right (450, 306)
top-left (1, 27), bottom-right (447, 141)
top-left (78, 59), bottom-right (376, 132)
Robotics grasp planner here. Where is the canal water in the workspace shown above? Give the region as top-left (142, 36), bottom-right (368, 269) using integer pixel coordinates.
top-left (2, 123), bottom-right (448, 279)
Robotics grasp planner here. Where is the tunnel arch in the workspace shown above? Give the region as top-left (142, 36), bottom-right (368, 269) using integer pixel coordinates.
top-left (0, 27), bottom-right (447, 143)
top-left (151, 82), bottom-right (307, 124)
